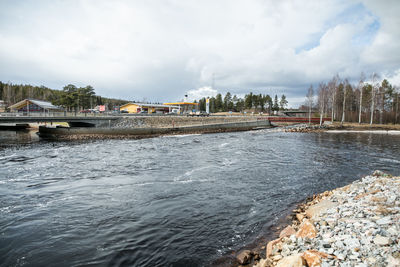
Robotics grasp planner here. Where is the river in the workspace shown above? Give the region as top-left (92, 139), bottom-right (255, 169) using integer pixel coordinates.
top-left (1, 129), bottom-right (400, 266)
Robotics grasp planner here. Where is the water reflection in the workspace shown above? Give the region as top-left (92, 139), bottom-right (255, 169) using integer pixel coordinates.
top-left (0, 130), bottom-right (40, 148)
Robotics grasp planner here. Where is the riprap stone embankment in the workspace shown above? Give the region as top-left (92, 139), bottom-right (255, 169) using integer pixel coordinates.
top-left (112, 115), bottom-right (260, 128)
top-left (248, 171), bottom-right (400, 267)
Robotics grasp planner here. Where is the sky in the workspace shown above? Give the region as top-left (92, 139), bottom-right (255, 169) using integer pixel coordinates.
top-left (0, 0), bottom-right (399, 107)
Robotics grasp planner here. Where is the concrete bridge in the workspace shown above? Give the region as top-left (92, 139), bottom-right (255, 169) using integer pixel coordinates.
top-left (0, 114), bottom-right (119, 127)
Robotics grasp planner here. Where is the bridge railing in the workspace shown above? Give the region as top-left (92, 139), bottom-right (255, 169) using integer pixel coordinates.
top-left (0, 111), bottom-right (114, 117)
top-left (257, 116), bottom-right (332, 123)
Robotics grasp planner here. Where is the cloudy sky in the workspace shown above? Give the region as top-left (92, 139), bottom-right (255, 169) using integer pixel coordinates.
top-left (0, 0), bottom-right (399, 107)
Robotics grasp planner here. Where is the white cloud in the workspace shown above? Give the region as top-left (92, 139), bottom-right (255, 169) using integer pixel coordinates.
top-left (384, 69), bottom-right (400, 87)
top-left (360, 0), bottom-right (400, 68)
top-left (0, 0), bottom-right (399, 106)
top-left (187, 86), bottom-right (218, 102)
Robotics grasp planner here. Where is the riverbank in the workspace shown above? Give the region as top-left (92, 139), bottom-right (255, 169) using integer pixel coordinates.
top-left (279, 122), bottom-right (400, 134)
top-left (239, 171), bottom-right (400, 267)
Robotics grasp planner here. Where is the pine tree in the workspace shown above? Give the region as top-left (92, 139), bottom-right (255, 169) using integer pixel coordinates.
top-left (223, 92), bottom-right (232, 111)
top-left (215, 93), bottom-right (223, 112)
top-left (244, 92), bottom-right (253, 109)
top-left (279, 94), bottom-right (288, 110)
top-left (273, 95), bottom-right (279, 111)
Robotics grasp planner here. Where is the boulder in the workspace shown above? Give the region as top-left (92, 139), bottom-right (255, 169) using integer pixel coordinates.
top-left (302, 250), bottom-right (322, 267)
top-left (302, 249), bottom-right (336, 265)
top-left (253, 258), bottom-right (273, 267)
top-left (276, 254), bottom-right (305, 267)
top-left (296, 213), bottom-right (305, 222)
top-left (266, 238), bottom-right (282, 258)
top-left (305, 199), bottom-right (337, 219)
top-left (271, 254), bottom-right (283, 261)
top-left (236, 250), bottom-right (253, 265)
top-left (296, 219), bottom-right (317, 239)
top-left (279, 225), bottom-right (296, 238)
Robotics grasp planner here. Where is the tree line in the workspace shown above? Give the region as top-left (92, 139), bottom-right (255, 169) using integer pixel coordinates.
top-left (308, 74), bottom-right (400, 124)
top-left (196, 92), bottom-right (288, 113)
top-left (0, 82), bottom-right (128, 111)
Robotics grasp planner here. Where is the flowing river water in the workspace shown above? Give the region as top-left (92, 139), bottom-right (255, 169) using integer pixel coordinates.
top-left (1, 129), bottom-right (400, 266)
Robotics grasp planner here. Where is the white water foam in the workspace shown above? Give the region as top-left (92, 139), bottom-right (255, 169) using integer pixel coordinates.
top-left (163, 134), bottom-right (202, 138)
top-left (379, 158), bottom-right (400, 164)
top-left (218, 142), bottom-right (229, 148)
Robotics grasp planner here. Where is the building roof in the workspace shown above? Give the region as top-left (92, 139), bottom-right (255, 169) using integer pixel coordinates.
top-left (9, 99), bottom-right (62, 110)
top-left (163, 102), bottom-right (198, 105)
top-left (120, 102), bottom-right (179, 109)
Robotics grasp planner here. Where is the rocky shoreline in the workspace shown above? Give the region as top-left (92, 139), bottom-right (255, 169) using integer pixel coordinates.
top-left (279, 122), bottom-right (400, 133)
top-left (272, 124), bottom-right (400, 134)
top-left (234, 171), bottom-right (400, 267)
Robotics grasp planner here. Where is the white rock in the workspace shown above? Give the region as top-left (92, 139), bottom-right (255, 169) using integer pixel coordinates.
top-left (374, 235), bottom-right (391, 246)
top-left (335, 253), bottom-right (346, 260)
top-left (387, 227), bottom-right (398, 236)
top-left (376, 217), bottom-right (392, 225)
top-left (290, 234), bottom-right (296, 243)
top-left (388, 255), bottom-right (400, 267)
top-left (344, 238), bottom-right (360, 249)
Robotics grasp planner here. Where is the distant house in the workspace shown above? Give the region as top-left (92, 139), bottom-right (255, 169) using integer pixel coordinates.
top-left (120, 103), bottom-right (179, 114)
top-left (9, 99), bottom-right (63, 113)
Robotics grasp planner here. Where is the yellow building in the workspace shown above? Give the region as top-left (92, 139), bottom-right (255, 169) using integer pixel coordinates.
top-left (120, 103), bottom-right (179, 114)
top-left (163, 102), bottom-right (198, 114)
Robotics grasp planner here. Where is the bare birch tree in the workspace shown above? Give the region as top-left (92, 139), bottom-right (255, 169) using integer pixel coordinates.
top-left (328, 74), bottom-right (339, 122)
top-left (358, 72), bottom-right (365, 124)
top-left (341, 79), bottom-right (350, 124)
top-left (318, 83), bottom-right (328, 126)
top-left (394, 85), bottom-right (399, 124)
top-left (306, 85), bottom-right (314, 124)
top-left (370, 73), bottom-right (380, 125)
